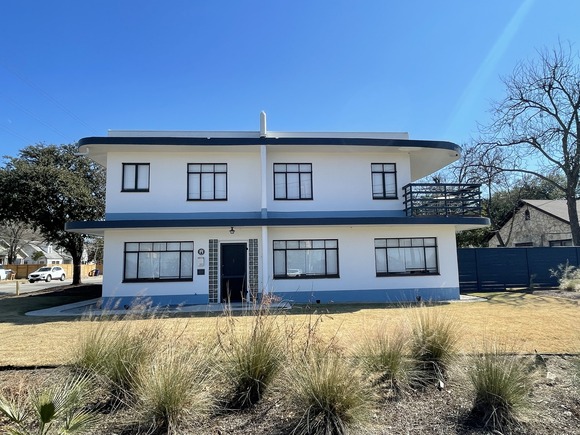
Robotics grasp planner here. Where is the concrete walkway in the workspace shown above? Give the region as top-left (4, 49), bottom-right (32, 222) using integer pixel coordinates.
top-left (26, 298), bottom-right (293, 317)
top-left (25, 293), bottom-right (486, 317)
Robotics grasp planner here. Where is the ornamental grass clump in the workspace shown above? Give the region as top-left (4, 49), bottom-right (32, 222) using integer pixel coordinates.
top-left (550, 261), bottom-right (580, 291)
top-left (467, 345), bottom-right (533, 432)
top-left (409, 306), bottom-right (459, 385)
top-left (289, 349), bottom-right (371, 435)
top-left (356, 325), bottom-right (415, 398)
top-left (72, 314), bottom-right (160, 399)
top-left (219, 305), bottom-right (286, 409)
top-left (133, 343), bottom-right (216, 433)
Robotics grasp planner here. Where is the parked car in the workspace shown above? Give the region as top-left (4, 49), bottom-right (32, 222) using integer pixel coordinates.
top-left (28, 266), bottom-right (66, 283)
top-left (0, 266), bottom-right (13, 280)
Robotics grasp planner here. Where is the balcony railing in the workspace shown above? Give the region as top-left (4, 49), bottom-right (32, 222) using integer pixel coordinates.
top-left (403, 183), bottom-right (482, 217)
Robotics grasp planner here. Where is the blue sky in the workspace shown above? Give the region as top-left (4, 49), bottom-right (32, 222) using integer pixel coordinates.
top-left (0, 0), bottom-right (578, 157)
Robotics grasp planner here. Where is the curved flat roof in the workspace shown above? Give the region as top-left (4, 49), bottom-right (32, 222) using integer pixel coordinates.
top-left (77, 134), bottom-right (461, 181)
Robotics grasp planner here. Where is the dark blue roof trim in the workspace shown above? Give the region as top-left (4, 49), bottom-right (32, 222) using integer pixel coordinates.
top-left (78, 136), bottom-right (461, 153)
top-left (66, 216), bottom-right (490, 232)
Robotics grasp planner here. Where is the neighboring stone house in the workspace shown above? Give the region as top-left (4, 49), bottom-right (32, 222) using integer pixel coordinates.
top-left (488, 199), bottom-right (577, 247)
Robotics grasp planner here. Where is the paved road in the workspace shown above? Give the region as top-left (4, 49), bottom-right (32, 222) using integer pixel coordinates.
top-left (0, 276), bottom-right (103, 296)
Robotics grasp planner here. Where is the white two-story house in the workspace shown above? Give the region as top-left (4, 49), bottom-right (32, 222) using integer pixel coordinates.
top-left (67, 113), bottom-right (489, 306)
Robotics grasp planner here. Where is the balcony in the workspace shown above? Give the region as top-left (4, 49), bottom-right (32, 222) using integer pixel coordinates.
top-left (403, 183), bottom-right (482, 217)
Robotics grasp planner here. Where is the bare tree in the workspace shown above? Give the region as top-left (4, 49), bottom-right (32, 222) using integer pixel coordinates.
top-left (0, 220), bottom-right (38, 264)
top-left (478, 42), bottom-right (580, 244)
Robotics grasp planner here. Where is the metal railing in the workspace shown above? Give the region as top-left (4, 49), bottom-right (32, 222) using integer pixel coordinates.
top-left (403, 183), bottom-right (482, 217)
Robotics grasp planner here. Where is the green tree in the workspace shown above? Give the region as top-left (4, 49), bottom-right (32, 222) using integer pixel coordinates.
top-left (0, 144), bottom-right (105, 284)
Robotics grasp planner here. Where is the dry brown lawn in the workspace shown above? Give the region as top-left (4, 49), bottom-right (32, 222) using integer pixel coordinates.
top-left (0, 289), bottom-right (578, 367)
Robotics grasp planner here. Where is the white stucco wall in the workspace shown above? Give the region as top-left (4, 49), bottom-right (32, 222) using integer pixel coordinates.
top-left (102, 224), bottom-right (458, 301)
top-left (104, 146), bottom-right (413, 215)
top-left (106, 149), bottom-right (262, 215)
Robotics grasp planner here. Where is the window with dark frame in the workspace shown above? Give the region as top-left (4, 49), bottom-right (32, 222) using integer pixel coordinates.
top-left (371, 163), bottom-right (397, 199)
top-left (375, 237), bottom-right (438, 276)
top-left (273, 239), bottom-right (339, 279)
top-left (549, 239), bottom-right (573, 247)
top-left (123, 241), bottom-right (194, 282)
top-left (274, 163), bottom-right (313, 200)
top-left (122, 163), bottom-right (150, 192)
top-left (187, 164), bottom-right (227, 201)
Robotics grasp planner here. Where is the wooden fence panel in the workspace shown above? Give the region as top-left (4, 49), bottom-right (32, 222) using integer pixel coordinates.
top-left (3, 264), bottom-right (103, 280)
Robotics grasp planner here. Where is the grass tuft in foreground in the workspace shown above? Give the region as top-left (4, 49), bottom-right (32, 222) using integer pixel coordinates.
top-left (356, 325), bottom-right (415, 398)
top-left (71, 313), bottom-right (160, 399)
top-left (467, 344), bottom-right (533, 432)
top-left (133, 342), bottom-right (216, 432)
top-left (289, 348), bottom-right (371, 435)
top-left (218, 304), bottom-right (286, 410)
top-left (409, 306), bottom-right (459, 385)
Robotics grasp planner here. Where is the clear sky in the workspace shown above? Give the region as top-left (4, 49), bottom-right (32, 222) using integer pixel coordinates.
top-left (0, 0), bottom-right (578, 157)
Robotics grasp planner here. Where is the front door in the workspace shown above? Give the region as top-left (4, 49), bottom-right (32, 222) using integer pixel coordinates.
top-left (220, 243), bottom-right (247, 303)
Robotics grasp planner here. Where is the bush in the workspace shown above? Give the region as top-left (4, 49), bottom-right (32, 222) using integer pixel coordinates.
top-left (409, 307), bottom-right (458, 384)
top-left (219, 306), bottom-right (286, 409)
top-left (356, 325), bottom-right (415, 398)
top-left (467, 346), bottom-right (533, 432)
top-left (134, 344), bottom-right (215, 432)
top-left (550, 261), bottom-right (580, 291)
top-left (0, 372), bottom-right (100, 435)
top-left (289, 349), bottom-right (371, 435)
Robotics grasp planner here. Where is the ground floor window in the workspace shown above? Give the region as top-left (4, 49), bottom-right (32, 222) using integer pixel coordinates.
top-left (273, 239), bottom-right (339, 279)
top-left (375, 237), bottom-right (438, 276)
top-left (124, 241), bottom-right (194, 282)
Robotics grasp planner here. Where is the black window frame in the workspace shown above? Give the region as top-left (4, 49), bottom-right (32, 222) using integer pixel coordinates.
top-left (122, 163), bottom-right (150, 192)
top-left (273, 163), bottom-right (313, 200)
top-left (549, 239), bottom-right (573, 247)
top-left (273, 239), bottom-right (339, 279)
top-left (187, 163), bottom-right (228, 201)
top-left (374, 237), bottom-right (439, 276)
top-left (123, 241), bottom-right (194, 282)
top-left (371, 163), bottom-right (397, 199)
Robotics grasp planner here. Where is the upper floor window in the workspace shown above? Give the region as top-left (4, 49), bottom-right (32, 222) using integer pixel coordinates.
top-left (187, 164), bottom-right (227, 201)
top-left (371, 163), bottom-right (397, 199)
top-left (274, 163), bottom-right (313, 200)
top-left (122, 163), bottom-right (150, 192)
top-left (375, 237), bottom-right (438, 276)
top-left (124, 241), bottom-right (194, 282)
top-left (273, 239), bottom-right (339, 279)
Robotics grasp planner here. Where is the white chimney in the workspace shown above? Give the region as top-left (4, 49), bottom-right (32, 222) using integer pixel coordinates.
top-left (260, 111), bottom-right (267, 138)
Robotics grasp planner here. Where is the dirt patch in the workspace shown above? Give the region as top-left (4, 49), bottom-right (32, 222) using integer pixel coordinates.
top-left (0, 355), bottom-right (578, 434)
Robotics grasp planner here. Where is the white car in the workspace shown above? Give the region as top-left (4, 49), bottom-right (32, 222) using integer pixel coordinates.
top-left (28, 266), bottom-right (66, 283)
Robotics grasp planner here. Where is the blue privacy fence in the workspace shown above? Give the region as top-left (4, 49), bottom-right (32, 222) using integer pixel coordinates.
top-left (457, 247), bottom-right (580, 292)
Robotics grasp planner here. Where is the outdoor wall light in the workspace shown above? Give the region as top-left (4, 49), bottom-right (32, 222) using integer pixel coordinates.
top-left (229, 226), bottom-right (235, 234)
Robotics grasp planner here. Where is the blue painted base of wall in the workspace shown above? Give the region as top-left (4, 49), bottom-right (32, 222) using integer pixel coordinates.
top-left (271, 287), bottom-right (460, 304)
top-left (99, 294), bottom-right (209, 310)
top-left (99, 287), bottom-right (459, 308)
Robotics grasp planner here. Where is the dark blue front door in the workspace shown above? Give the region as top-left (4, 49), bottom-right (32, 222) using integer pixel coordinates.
top-left (220, 243), bottom-right (247, 302)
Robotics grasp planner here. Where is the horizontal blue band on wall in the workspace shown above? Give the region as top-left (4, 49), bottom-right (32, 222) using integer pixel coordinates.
top-left (99, 287), bottom-right (459, 308)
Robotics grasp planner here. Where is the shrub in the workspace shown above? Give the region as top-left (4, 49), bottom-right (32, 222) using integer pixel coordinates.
top-left (356, 325), bottom-right (415, 398)
top-left (219, 306), bottom-right (286, 409)
top-left (0, 372), bottom-right (99, 435)
top-left (550, 261), bottom-right (580, 291)
top-left (289, 349), bottom-right (371, 435)
top-left (467, 346), bottom-right (533, 432)
top-left (409, 307), bottom-right (458, 384)
top-left (134, 344), bottom-right (215, 432)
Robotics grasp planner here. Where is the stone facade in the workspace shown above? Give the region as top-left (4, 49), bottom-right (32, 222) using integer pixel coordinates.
top-left (489, 205), bottom-right (572, 247)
